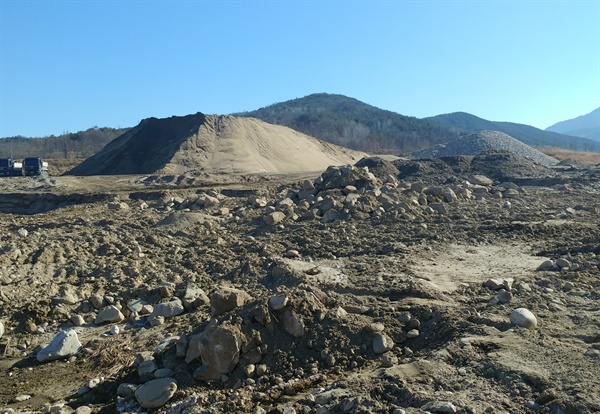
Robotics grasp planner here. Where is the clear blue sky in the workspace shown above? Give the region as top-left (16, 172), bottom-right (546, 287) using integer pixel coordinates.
top-left (1, 0), bottom-right (599, 137)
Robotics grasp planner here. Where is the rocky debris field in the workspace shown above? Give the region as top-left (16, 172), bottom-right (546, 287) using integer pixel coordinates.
top-left (0, 153), bottom-right (599, 414)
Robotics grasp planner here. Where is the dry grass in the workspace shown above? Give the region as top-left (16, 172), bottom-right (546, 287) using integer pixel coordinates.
top-left (536, 147), bottom-right (600, 165)
top-left (83, 336), bottom-right (136, 377)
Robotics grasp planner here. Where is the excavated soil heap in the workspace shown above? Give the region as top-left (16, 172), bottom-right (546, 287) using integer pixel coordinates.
top-left (67, 113), bottom-right (365, 176)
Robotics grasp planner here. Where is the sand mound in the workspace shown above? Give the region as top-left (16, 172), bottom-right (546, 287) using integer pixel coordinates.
top-left (67, 113), bottom-right (365, 176)
top-left (411, 130), bottom-right (558, 166)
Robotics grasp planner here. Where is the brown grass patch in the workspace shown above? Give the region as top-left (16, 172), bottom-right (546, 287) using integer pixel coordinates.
top-left (536, 147), bottom-right (600, 165)
top-left (83, 336), bottom-right (136, 377)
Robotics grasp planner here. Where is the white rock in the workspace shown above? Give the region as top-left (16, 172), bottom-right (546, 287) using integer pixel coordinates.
top-left (37, 329), bottom-right (82, 362)
top-left (510, 308), bottom-right (538, 329)
top-left (134, 377), bottom-right (177, 409)
top-left (268, 294), bottom-right (288, 311)
top-left (95, 305), bottom-right (124, 324)
top-left (421, 401), bottom-right (457, 413)
top-left (0, 320), bottom-right (4, 339)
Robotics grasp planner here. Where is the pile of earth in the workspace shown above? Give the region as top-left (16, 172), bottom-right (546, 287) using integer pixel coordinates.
top-left (66, 113), bottom-right (365, 176)
top-left (391, 151), bottom-right (557, 185)
top-left (410, 130), bottom-right (559, 167)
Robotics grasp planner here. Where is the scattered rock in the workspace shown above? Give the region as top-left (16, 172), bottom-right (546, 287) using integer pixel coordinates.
top-left (210, 287), bottom-right (251, 315)
top-left (37, 329), bottom-right (82, 362)
top-left (373, 333), bottom-right (394, 354)
top-left (95, 305), bottom-right (124, 325)
top-left (189, 323), bottom-right (244, 381)
top-left (134, 377), bottom-right (177, 409)
top-left (510, 308), bottom-right (538, 329)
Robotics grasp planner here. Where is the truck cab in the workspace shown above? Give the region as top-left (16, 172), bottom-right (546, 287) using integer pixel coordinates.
top-left (0, 158), bottom-right (14, 176)
top-left (23, 157), bottom-right (48, 176)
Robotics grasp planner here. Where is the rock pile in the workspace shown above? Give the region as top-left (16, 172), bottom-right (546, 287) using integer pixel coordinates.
top-left (252, 159), bottom-right (524, 226)
top-left (410, 130), bottom-right (559, 166)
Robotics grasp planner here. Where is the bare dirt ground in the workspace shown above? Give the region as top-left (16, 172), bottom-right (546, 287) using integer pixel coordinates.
top-left (0, 155), bottom-right (599, 414)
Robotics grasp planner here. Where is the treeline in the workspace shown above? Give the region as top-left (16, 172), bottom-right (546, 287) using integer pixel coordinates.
top-left (0, 127), bottom-right (129, 159)
top-left (236, 93), bottom-right (460, 154)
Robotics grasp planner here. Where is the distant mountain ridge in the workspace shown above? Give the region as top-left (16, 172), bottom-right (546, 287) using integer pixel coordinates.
top-left (426, 112), bottom-right (600, 152)
top-left (546, 107), bottom-right (600, 141)
top-left (235, 93), bottom-right (460, 153)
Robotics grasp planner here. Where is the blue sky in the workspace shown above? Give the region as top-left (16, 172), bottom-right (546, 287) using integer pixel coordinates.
top-left (1, 0), bottom-right (599, 137)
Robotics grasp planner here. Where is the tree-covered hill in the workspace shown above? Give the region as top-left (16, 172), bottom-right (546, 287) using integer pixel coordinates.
top-left (427, 112), bottom-right (600, 152)
top-left (235, 93), bottom-right (459, 153)
top-left (0, 127), bottom-right (130, 160)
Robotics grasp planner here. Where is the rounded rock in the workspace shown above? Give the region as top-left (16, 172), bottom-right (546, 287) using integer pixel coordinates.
top-left (510, 308), bottom-right (538, 329)
top-left (134, 377), bottom-right (177, 409)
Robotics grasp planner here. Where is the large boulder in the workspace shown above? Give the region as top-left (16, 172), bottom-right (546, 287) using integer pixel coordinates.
top-left (37, 329), bottom-right (82, 362)
top-left (187, 323), bottom-right (244, 381)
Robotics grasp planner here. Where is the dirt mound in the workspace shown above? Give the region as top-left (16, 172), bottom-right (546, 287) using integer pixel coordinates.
top-left (411, 130), bottom-right (559, 166)
top-left (67, 113), bottom-right (365, 176)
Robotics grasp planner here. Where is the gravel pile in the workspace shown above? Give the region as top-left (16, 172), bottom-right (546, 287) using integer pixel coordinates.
top-left (411, 130), bottom-right (559, 166)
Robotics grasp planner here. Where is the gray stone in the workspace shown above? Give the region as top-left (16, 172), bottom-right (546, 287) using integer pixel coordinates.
top-left (264, 211), bottom-right (285, 225)
top-left (537, 260), bottom-right (555, 271)
top-left (188, 323), bottom-right (244, 381)
top-left (155, 368), bottom-right (174, 378)
top-left (95, 305), bottom-right (124, 325)
top-left (210, 287), bottom-right (251, 315)
top-left (148, 298), bottom-right (185, 322)
top-left (281, 309), bottom-right (305, 337)
top-left (429, 203), bottom-right (448, 214)
top-left (138, 359), bottom-right (158, 382)
top-left (497, 290), bottom-right (513, 304)
top-left (0, 320), bottom-right (4, 339)
top-left (182, 284), bottom-right (208, 310)
top-left (322, 209), bottom-right (339, 223)
top-left (510, 308), bottom-right (538, 329)
top-left (268, 294), bottom-right (288, 311)
top-left (406, 329), bottom-right (420, 339)
top-left (134, 377), bottom-right (177, 409)
top-left (469, 175), bottom-right (493, 186)
top-left (117, 383), bottom-right (137, 397)
top-left (71, 315), bottom-right (85, 327)
top-left (421, 401), bottom-right (457, 413)
top-left (373, 333), bottom-right (394, 354)
top-left (37, 329), bottom-right (82, 362)
top-left (484, 278), bottom-right (514, 291)
top-left (556, 258), bottom-right (571, 269)
top-left (443, 188), bottom-right (457, 203)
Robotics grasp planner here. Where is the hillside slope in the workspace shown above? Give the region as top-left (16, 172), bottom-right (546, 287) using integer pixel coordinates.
top-left (427, 112), bottom-right (600, 152)
top-left (67, 112), bottom-right (365, 176)
top-left (546, 107), bottom-right (600, 141)
top-left (235, 93), bottom-right (459, 153)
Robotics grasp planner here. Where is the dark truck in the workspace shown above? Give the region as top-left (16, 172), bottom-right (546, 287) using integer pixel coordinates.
top-left (23, 157), bottom-right (49, 176)
top-left (0, 158), bottom-right (14, 176)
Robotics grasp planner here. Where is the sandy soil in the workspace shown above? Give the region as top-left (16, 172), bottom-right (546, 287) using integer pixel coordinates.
top-left (0, 157), bottom-right (599, 414)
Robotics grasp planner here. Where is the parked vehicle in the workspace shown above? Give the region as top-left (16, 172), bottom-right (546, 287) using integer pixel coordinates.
top-left (0, 158), bottom-right (14, 176)
top-left (23, 157), bottom-right (49, 176)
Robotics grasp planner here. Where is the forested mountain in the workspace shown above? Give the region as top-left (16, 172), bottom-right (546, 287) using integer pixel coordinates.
top-left (0, 127), bottom-right (130, 159)
top-left (546, 107), bottom-right (600, 141)
top-left (235, 93), bottom-right (459, 153)
top-left (427, 112), bottom-right (600, 152)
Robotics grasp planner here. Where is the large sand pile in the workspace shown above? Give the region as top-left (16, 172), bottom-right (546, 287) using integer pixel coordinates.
top-left (67, 113), bottom-right (365, 176)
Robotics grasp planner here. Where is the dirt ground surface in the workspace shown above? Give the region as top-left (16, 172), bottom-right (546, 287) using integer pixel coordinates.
top-left (0, 154), bottom-right (599, 414)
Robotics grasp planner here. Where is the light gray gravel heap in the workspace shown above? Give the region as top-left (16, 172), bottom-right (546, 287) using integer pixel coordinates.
top-left (411, 130), bottom-right (559, 166)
